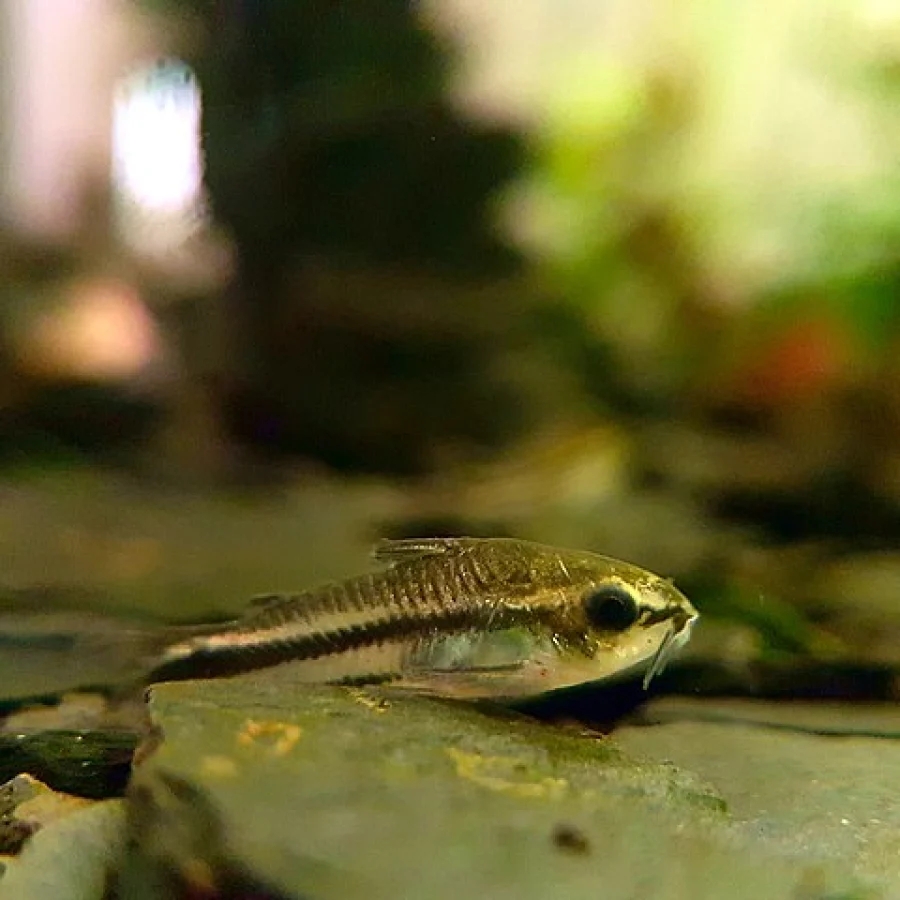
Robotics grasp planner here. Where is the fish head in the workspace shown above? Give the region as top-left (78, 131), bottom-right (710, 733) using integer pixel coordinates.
top-left (466, 541), bottom-right (700, 697)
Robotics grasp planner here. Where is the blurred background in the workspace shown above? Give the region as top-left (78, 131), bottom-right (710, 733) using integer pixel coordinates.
top-left (3, 0), bottom-right (900, 706)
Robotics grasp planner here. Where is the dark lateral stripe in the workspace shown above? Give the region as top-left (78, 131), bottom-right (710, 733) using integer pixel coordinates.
top-left (147, 605), bottom-right (537, 685)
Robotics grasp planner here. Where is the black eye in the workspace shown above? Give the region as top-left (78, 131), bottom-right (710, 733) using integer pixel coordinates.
top-left (583, 586), bottom-right (640, 631)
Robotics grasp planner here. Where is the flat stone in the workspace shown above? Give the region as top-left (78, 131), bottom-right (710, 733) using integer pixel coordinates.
top-left (124, 669), bottom-right (874, 899)
top-left (618, 699), bottom-right (900, 891)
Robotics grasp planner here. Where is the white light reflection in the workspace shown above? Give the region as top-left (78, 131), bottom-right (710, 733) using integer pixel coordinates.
top-left (112, 58), bottom-right (206, 252)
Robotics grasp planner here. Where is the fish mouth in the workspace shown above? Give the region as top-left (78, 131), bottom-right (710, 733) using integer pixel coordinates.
top-left (641, 607), bottom-right (698, 690)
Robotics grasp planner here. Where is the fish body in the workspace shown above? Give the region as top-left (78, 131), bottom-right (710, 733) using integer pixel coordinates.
top-left (150, 538), bottom-right (698, 700)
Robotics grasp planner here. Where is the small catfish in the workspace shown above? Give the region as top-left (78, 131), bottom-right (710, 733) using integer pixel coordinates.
top-left (149, 538), bottom-right (698, 701)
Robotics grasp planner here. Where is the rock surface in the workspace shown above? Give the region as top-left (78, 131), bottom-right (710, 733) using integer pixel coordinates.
top-left (619, 697), bottom-right (900, 894)
top-left (0, 775), bottom-right (126, 900)
top-left (121, 669), bottom-right (876, 900)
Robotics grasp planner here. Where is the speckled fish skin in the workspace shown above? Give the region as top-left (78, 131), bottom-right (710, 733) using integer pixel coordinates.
top-left (149, 538), bottom-right (698, 700)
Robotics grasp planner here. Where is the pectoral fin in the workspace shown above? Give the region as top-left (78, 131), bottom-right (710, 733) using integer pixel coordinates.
top-left (389, 663), bottom-right (530, 701)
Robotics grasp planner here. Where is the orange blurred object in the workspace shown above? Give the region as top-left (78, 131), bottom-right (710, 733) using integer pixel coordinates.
top-left (729, 315), bottom-right (854, 409)
top-left (17, 276), bottom-right (164, 382)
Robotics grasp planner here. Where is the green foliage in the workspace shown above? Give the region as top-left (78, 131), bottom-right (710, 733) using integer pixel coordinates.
top-left (494, 2), bottom-right (900, 405)
top-left (683, 575), bottom-right (819, 658)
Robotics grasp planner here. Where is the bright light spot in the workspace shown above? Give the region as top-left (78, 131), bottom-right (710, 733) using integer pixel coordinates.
top-left (111, 59), bottom-right (206, 251)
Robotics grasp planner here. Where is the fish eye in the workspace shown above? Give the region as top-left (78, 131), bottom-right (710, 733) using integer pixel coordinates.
top-left (583, 585), bottom-right (640, 632)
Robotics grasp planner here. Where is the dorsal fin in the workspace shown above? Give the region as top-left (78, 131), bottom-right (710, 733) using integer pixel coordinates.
top-left (246, 593), bottom-right (289, 610)
top-left (371, 538), bottom-right (472, 565)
